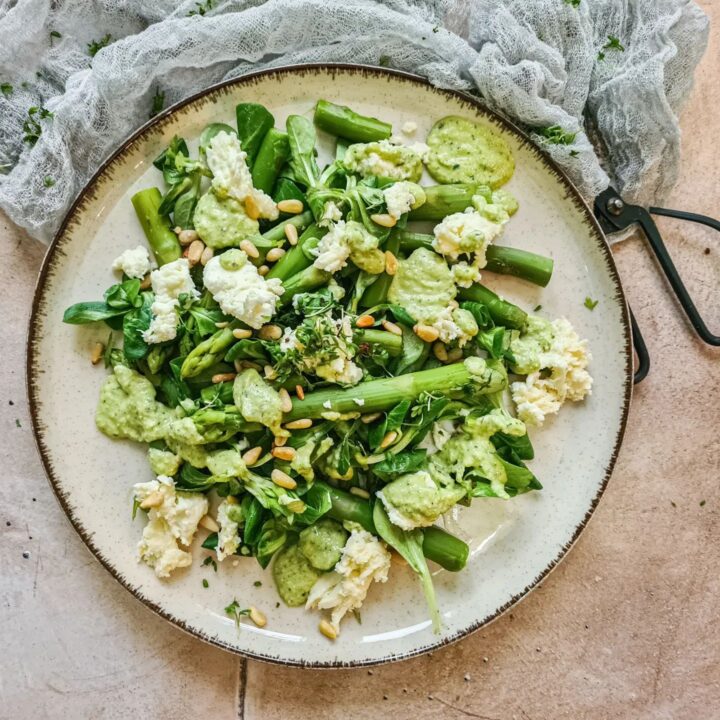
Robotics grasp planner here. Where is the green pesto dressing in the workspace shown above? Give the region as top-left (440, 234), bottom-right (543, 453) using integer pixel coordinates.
top-left (96, 365), bottom-right (173, 442)
top-left (298, 519), bottom-right (348, 570)
top-left (387, 247), bottom-right (456, 325)
top-left (193, 190), bottom-right (259, 249)
top-left (233, 368), bottom-right (285, 437)
top-left (426, 116), bottom-right (515, 188)
top-left (272, 543), bottom-right (322, 607)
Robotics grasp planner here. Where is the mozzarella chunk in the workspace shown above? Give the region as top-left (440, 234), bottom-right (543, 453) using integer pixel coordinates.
top-left (112, 245), bottom-right (151, 279)
top-left (203, 254), bottom-right (284, 329)
top-left (383, 181), bottom-right (417, 220)
top-left (205, 130), bottom-right (278, 220)
top-left (143, 259), bottom-right (198, 344)
top-left (433, 208), bottom-right (504, 265)
top-left (319, 201), bottom-right (343, 228)
top-left (306, 525), bottom-right (391, 632)
top-left (312, 221), bottom-right (352, 273)
top-left (510, 318), bottom-right (593, 426)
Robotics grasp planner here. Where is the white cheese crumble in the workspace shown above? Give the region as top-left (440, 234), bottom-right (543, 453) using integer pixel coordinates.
top-left (427, 306), bottom-right (471, 347)
top-left (402, 120), bottom-right (418, 135)
top-left (203, 254), bottom-right (284, 329)
top-left (112, 245), bottom-right (151, 279)
top-left (306, 525), bottom-right (391, 632)
top-left (511, 318), bottom-right (593, 426)
top-left (353, 398), bottom-right (365, 406)
top-left (143, 259), bottom-right (199, 344)
top-left (205, 130), bottom-right (278, 220)
top-left (315, 355), bottom-right (363, 386)
top-left (134, 475), bottom-right (208, 578)
top-left (319, 201), bottom-right (343, 228)
top-left (216, 499), bottom-right (240, 562)
top-left (451, 260), bottom-right (483, 288)
top-left (312, 221), bottom-right (351, 273)
top-left (383, 181), bottom-right (417, 220)
top-left (322, 400), bottom-right (332, 409)
top-left (433, 208), bottom-right (504, 265)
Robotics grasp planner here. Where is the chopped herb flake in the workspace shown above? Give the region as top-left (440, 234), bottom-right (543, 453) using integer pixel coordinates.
top-left (599, 35), bottom-right (624, 60)
top-left (15, 419), bottom-right (21, 428)
top-left (202, 556), bottom-right (218, 572)
top-left (584, 297), bottom-right (599, 310)
top-left (537, 125), bottom-right (577, 145)
top-left (0, 83), bottom-right (12, 97)
top-left (564, 0), bottom-right (581, 6)
top-left (50, 30), bottom-right (61, 45)
top-left (22, 106), bottom-right (54, 145)
top-left (43, 176), bottom-right (55, 188)
top-left (188, 0), bottom-right (214, 16)
top-left (569, 149), bottom-right (580, 158)
top-left (700, 500), bottom-right (706, 507)
top-left (150, 88), bottom-right (165, 118)
top-left (378, 55), bottom-right (390, 67)
top-left (225, 598), bottom-right (250, 627)
top-left (88, 34), bottom-right (113, 57)
top-left (253, 580), bottom-right (262, 587)
top-left (202, 578), bottom-right (209, 588)
top-left (533, 304), bottom-right (543, 312)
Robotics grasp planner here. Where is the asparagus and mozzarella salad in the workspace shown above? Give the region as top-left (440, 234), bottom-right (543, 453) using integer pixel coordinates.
top-left (64, 100), bottom-right (592, 639)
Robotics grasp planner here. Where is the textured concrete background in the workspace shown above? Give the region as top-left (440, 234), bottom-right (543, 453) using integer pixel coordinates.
top-left (1, 3), bottom-right (718, 718)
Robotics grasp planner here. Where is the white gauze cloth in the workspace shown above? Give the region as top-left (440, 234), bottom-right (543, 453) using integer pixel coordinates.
top-left (0, 0), bottom-right (708, 242)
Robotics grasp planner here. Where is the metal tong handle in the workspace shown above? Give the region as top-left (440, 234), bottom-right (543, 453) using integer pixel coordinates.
top-left (594, 188), bottom-right (719, 384)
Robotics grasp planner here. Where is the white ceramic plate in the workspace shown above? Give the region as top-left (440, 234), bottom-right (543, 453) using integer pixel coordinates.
top-left (28, 65), bottom-right (632, 667)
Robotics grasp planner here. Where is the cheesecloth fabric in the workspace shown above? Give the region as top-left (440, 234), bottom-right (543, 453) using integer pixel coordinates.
top-left (0, 0), bottom-right (708, 242)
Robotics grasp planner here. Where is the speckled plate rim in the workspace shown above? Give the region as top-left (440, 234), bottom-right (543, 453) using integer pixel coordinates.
top-left (27, 63), bottom-right (634, 668)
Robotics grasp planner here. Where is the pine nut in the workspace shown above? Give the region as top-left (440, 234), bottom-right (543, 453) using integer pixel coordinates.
top-left (272, 446), bottom-right (296, 461)
top-left (174, 226), bottom-right (182, 235)
top-left (258, 324), bottom-right (282, 340)
top-left (382, 319), bottom-right (402, 336)
top-left (356, 314), bottom-right (375, 328)
top-left (273, 435), bottom-right (287, 447)
top-left (447, 347), bottom-right (463, 363)
top-left (241, 361), bottom-right (261, 371)
top-left (266, 247), bottom-right (286, 263)
top-left (258, 265), bottom-right (269, 276)
top-left (187, 239), bottom-right (204, 266)
top-left (371, 213), bottom-right (397, 228)
top-left (278, 387), bottom-right (293, 413)
top-left (140, 274), bottom-right (152, 290)
top-left (139, 491), bottom-right (164, 510)
top-left (212, 372), bottom-right (236, 384)
top-left (233, 328), bottom-right (253, 339)
top-left (215, 321), bottom-right (230, 329)
top-left (379, 430), bottom-right (398, 449)
top-left (271, 468), bottom-right (297, 489)
top-left (240, 240), bottom-right (259, 258)
top-left (178, 229), bottom-right (198, 246)
top-left (384, 250), bottom-right (398, 276)
top-left (295, 385), bottom-right (305, 400)
top-left (319, 619), bottom-right (337, 640)
top-left (242, 446), bottom-right (263, 467)
top-left (200, 246), bottom-right (214, 266)
top-left (285, 418), bottom-right (312, 430)
top-left (234, 359), bottom-right (245, 373)
top-left (249, 606), bottom-right (267, 628)
top-left (199, 515), bottom-right (220, 532)
top-left (433, 341), bottom-right (448, 362)
top-left (414, 324), bottom-right (439, 343)
top-left (361, 412), bottom-right (382, 424)
top-left (285, 223), bottom-right (298, 245)
top-left (264, 364), bottom-right (278, 380)
top-left (90, 341), bottom-right (104, 365)
top-left (225, 495), bottom-right (238, 505)
top-left (245, 195), bottom-right (261, 220)
top-left (287, 499), bottom-right (306, 514)
top-left (277, 199), bottom-right (304, 214)
top-left (350, 487), bottom-right (371, 499)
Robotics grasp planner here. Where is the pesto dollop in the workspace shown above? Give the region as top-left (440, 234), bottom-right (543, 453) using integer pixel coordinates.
top-left (426, 116), bottom-right (515, 188)
top-left (272, 543), bottom-right (322, 607)
top-left (298, 519), bottom-right (348, 570)
top-left (194, 190), bottom-right (260, 249)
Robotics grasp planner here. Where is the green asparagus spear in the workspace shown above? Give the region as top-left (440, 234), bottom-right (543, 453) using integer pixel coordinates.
top-left (357, 328), bottom-right (403, 357)
top-left (279, 266), bottom-right (331, 305)
top-left (284, 359), bottom-right (506, 420)
top-left (251, 128), bottom-right (291, 194)
top-left (131, 188), bottom-right (182, 266)
top-left (314, 100), bottom-right (392, 143)
top-left (458, 284), bottom-right (528, 330)
top-left (360, 231), bottom-right (400, 308)
top-left (180, 326), bottom-right (237, 378)
top-left (394, 230), bottom-right (554, 287)
top-left (267, 224), bottom-right (324, 281)
top-left (323, 484), bottom-right (469, 571)
top-left (407, 184), bottom-right (477, 221)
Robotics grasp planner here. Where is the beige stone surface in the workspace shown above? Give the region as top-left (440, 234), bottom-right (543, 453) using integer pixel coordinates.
top-left (1, 3), bottom-right (718, 718)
